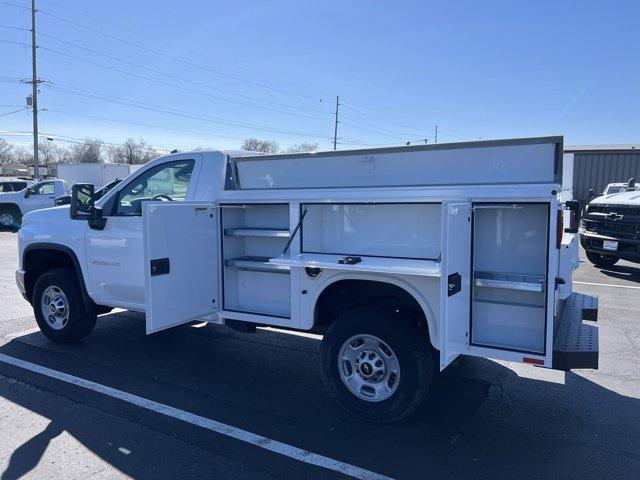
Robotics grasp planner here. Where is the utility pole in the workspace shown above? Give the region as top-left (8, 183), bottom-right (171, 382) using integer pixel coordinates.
top-left (30, 0), bottom-right (40, 179)
top-left (434, 125), bottom-right (438, 144)
top-left (332, 95), bottom-right (339, 150)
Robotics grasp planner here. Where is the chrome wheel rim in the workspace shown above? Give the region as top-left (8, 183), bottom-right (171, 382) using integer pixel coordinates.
top-left (40, 285), bottom-right (70, 330)
top-left (0, 213), bottom-right (13, 226)
top-left (338, 334), bottom-right (401, 402)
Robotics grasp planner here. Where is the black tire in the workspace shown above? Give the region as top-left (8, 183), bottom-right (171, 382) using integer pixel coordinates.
top-left (0, 205), bottom-right (21, 230)
top-left (33, 267), bottom-right (96, 343)
top-left (585, 250), bottom-right (619, 269)
top-left (320, 307), bottom-right (433, 423)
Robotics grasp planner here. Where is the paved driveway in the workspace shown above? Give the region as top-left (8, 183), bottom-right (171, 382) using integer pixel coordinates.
top-left (0, 231), bottom-right (638, 479)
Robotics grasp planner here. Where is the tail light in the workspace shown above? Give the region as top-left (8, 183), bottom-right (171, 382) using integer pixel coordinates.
top-left (565, 200), bottom-right (582, 233)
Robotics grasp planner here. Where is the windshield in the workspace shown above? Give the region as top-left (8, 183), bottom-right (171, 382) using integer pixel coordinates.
top-left (606, 185), bottom-right (637, 195)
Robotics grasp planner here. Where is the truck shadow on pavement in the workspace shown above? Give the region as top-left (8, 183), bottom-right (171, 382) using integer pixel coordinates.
top-left (598, 263), bottom-right (640, 283)
top-left (0, 313), bottom-right (638, 479)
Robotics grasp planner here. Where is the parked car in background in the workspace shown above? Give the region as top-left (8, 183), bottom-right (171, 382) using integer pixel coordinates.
top-left (602, 182), bottom-right (638, 196)
top-left (0, 180), bottom-right (28, 193)
top-left (581, 178), bottom-right (640, 268)
top-left (0, 179), bottom-right (66, 229)
top-left (54, 178), bottom-right (123, 206)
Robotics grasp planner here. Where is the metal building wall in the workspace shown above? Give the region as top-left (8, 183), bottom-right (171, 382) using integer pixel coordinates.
top-left (572, 152), bottom-right (640, 203)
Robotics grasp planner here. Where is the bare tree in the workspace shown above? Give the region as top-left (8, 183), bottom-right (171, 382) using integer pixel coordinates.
top-left (68, 139), bottom-right (103, 163)
top-left (13, 147), bottom-right (32, 165)
top-left (38, 141), bottom-right (60, 168)
top-left (286, 142), bottom-right (318, 153)
top-left (108, 138), bottom-right (158, 165)
top-left (241, 138), bottom-right (280, 154)
top-left (54, 146), bottom-right (71, 164)
top-left (0, 139), bottom-right (13, 164)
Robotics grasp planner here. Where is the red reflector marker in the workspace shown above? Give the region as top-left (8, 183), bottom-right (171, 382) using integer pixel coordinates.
top-left (523, 357), bottom-right (545, 366)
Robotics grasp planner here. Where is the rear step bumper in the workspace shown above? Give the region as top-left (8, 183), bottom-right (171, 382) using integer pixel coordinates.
top-left (553, 293), bottom-right (599, 371)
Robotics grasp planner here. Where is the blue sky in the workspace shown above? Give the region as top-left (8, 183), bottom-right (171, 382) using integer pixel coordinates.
top-left (1, 0), bottom-right (639, 153)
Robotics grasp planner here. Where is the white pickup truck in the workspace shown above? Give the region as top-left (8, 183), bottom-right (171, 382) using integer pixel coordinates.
top-left (0, 179), bottom-right (66, 229)
top-left (16, 138), bottom-right (599, 422)
top-left (581, 178), bottom-right (640, 267)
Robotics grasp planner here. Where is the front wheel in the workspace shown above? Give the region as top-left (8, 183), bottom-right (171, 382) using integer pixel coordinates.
top-left (33, 267), bottom-right (96, 343)
top-left (320, 307), bottom-right (433, 423)
top-left (585, 250), bottom-right (619, 269)
top-left (0, 205), bottom-right (21, 230)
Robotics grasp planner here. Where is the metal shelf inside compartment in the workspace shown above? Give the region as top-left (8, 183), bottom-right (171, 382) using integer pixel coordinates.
top-left (224, 256), bottom-right (290, 274)
top-left (474, 271), bottom-right (545, 292)
top-left (224, 227), bottom-right (290, 238)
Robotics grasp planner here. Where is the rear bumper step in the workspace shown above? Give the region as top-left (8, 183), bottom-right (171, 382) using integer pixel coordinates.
top-left (566, 292), bottom-right (598, 321)
top-left (553, 292), bottom-right (599, 370)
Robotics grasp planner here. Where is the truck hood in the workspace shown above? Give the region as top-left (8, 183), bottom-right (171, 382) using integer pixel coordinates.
top-left (589, 190), bottom-right (640, 206)
top-left (0, 191), bottom-right (21, 202)
top-left (22, 205), bottom-right (70, 224)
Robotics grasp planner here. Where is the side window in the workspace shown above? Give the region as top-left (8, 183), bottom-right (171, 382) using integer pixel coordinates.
top-left (115, 160), bottom-right (195, 216)
top-left (28, 182), bottom-right (55, 195)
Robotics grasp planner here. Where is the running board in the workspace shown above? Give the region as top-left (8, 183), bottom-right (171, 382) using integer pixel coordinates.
top-left (553, 292), bottom-right (599, 371)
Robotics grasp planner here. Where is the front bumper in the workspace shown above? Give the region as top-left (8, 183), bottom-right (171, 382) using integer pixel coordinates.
top-left (15, 268), bottom-right (27, 300)
top-left (580, 231), bottom-right (640, 262)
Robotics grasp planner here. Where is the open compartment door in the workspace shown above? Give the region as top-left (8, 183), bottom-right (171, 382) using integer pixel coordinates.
top-left (143, 202), bottom-right (218, 333)
top-left (439, 201), bottom-right (472, 370)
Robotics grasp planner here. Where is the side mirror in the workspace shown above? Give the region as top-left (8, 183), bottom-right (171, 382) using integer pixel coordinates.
top-left (565, 200), bottom-right (582, 234)
top-left (628, 177), bottom-right (636, 189)
top-left (70, 183), bottom-right (107, 230)
top-left (24, 189), bottom-right (30, 198)
top-left (70, 183), bottom-right (95, 220)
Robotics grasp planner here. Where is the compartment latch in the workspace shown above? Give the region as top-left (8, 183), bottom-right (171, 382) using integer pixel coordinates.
top-left (447, 272), bottom-right (461, 296)
top-left (150, 258), bottom-right (170, 277)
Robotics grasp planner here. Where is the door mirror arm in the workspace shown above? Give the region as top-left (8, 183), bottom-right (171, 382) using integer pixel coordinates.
top-left (88, 207), bottom-right (107, 230)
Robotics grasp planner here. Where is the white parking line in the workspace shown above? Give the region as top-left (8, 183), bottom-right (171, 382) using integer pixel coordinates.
top-left (3, 327), bottom-right (40, 340)
top-left (0, 353), bottom-right (391, 480)
top-left (574, 281), bottom-right (640, 290)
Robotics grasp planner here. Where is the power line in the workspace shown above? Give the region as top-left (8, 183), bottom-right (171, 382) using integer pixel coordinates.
top-left (0, 1), bottom-right (29, 9)
top-left (43, 108), bottom-right (332, 141)
top-left (341, 102), bottom-right (426, 134)
top-left (36, 35), bottom-right (332, 119)
top-left (39, 46), bottom-right (334, 122)
top-left (0, 107), bottom-right (27, 117)
top-left (38, 8), bottom-right (328, 103)
top-left (0, 24), bottom-right (28, 31)
top-left (43, 84), bottom-right (332, 139)
top-left (339, 120), bottom-right (405, 140)
top-left (0, 129), bottom-right (173, 151)
top-left (339, 114), bottom-right (416, 137)
top-left (0, 38), bottom-right (30, 46)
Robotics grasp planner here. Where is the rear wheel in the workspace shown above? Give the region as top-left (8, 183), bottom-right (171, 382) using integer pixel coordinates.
top-left (585, 250), bottom-right (619, 269)
top-left (0, 205), bottom-right (21, 230)
top-left (320, 307), bottom-right (433, 423)
top-left (33, 267), bottom-right (96, 343)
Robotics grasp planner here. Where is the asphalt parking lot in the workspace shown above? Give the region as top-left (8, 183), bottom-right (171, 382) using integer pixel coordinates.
top-left (0, 230), bottom-right (638, 480)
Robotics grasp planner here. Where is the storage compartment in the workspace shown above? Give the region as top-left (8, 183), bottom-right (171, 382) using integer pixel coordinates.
top-left (301, 203), bottom-right (441, 260)
top-left (471, 203), bottom-right (549, 353)
top-left (221, 204), bottom-right (291, 317)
